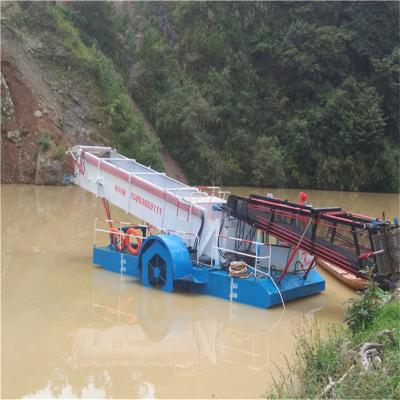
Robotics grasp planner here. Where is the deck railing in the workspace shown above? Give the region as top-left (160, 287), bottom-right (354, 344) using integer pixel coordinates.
top-left (212, 235), bottom-right (272, 277)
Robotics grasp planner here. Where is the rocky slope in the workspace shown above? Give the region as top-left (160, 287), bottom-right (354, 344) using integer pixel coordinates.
top-left (1, 2), bottom-right (187, 185)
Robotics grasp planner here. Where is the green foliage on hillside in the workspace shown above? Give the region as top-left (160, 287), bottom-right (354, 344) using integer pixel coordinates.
top-left (18, 2), bottom-right (163, 171)
top-left (19, 2), bottom-right (400, 191)
top-left (118, 2), bottom-right (398, 191)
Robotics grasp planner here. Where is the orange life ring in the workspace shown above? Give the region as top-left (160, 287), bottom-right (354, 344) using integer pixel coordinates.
top-left (110, 227), bottom-right (126, 252)
top-left (125, 228), bottom-right (143, 255)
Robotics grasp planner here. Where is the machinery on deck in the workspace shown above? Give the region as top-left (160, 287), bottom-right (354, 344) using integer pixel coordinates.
top-left (67, 145), bottom-right (398, 308)
top-left (227, 195), bottom-right (399, 286)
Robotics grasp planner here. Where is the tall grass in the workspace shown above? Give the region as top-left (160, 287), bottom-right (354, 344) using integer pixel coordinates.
top-left (267, 289), bottom-right (400, 399)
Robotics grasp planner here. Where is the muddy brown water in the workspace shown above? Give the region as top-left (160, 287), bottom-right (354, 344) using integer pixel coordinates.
top-left (2, 185), bottom-right (399, 399)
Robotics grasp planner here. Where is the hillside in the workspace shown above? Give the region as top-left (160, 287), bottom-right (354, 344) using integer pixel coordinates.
top-left (128, 2), bottom-right (399, 192)
top-left (1, 2), bottom-right (399, 192)
top-left (1, 2), bottom-right (185, 185)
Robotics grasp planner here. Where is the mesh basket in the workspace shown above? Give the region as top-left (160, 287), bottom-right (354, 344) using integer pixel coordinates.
top-left (372, 227), bottom-right (400, 276)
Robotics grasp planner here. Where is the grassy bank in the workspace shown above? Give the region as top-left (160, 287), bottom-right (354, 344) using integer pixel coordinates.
top-left (268, 283), bottom-right (400, 399)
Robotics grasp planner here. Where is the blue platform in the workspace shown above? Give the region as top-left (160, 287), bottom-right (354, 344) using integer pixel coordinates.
top-left (93, 245), bottom-right (139, 277)
top-left (92, 234), bottom-right (325, 309)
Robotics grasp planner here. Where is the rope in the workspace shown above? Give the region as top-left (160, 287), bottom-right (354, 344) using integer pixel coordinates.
top-left (229, 261), bottom-right (249, 278)
top-left (266, 272), bottom-right (286, 312)
top-left (247, 265), bottom-right (286, 311)
top-left (228, 261), bottom-right (286, 311)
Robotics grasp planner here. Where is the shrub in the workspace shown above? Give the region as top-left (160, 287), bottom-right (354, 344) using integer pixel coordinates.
top-left (37, 134), bottom-right (50, 150)
top-left (252, 136), bottom-right (287, 187)
top-left (53, 145), bottom-right (66, 160)
top-left (344, 278), bottom-right (388, 334)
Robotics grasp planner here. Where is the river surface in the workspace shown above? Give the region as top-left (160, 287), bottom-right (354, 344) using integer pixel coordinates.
top-left (2, 185), bottom-right (399, 399)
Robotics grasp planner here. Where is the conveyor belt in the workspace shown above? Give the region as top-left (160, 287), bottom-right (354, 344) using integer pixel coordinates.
top-left (226, 194), bottom-right (400, 277)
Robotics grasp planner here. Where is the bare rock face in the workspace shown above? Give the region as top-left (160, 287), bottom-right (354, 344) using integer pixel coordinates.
top-left (6, 129), bottom-right (21, 143)
top-left (1, 3), bottom-right (185, 185)
top-left (1, 4), bottom-right (105, 185)
top-left (52, 45), bottom-right (68, 59)
top-left (1, 72), bottom-right (15, 118)
top-left (35, 153), bottom-right (64, 185)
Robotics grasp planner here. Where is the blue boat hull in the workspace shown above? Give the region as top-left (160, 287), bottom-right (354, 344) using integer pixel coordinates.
top-left (92, 244), bottom-right (325, 309)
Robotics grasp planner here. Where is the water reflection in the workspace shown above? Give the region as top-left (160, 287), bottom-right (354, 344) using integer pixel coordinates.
top-left (21, 268), bottom-right (328, 399)
top-left (77, 270), bottom-right (287, 370)
top-left (4, 185), bottom-right (396, 398)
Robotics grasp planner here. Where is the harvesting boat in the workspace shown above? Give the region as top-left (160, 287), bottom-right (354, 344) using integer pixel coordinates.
top-left (67, 145), bottom-right (399, 308)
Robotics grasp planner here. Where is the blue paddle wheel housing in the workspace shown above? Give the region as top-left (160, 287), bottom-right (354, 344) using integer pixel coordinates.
top-left (139, 235), bottom-right (192, 292)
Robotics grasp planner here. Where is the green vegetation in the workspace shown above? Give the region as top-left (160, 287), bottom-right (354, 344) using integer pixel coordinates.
top-left (344, 275), bottom-right (392, 333)
top-left (17, 2), bottom-right (400, 191)
top-left (19, 2), bottom-right (163, 171)
top-left (53, 145), bottom-right (65, 161)
top-left (268, 283), bottom-right (400, 399)
top-left (79, 1), bottom-right (397, 191)
top-left (37, 133), bottom-right (50, 150)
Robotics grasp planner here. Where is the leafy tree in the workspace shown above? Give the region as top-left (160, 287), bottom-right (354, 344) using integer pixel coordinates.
top-left (371, 48), bottom-right (400, 143)
top-left (252, 136), bottom-right (286, 187)
top-left (66, 1), bottom-right (400, 192)
top-left (69, 2), bottom-right (120, 60)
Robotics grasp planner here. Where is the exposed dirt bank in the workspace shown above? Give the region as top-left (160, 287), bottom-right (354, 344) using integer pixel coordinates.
top-left (1, 59), bottom-right (67, 185)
